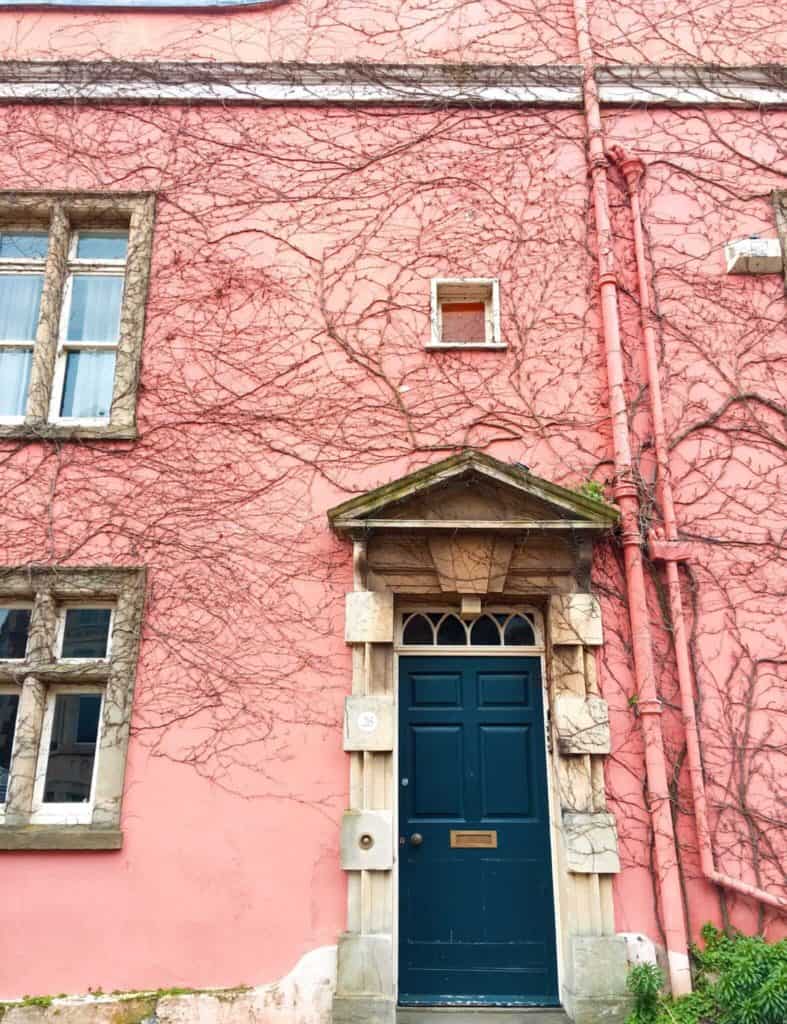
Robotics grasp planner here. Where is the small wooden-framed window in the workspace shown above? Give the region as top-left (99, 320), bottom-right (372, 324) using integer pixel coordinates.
top-left (0, 231), bottom-right (48, 424)
top-left (0, 567), bottom-right (144, 849)
top-left (30, 686), bottom-right (104, 826)
top-left (0, 192), bottom-right (155, 441)
top-left (428, 278), bottom-right (504, 349)
top-left (49, 231), bottom-right (129, 426)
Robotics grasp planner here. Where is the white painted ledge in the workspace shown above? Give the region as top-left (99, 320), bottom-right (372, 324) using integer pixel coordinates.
top-left (0, 62), bottom-right (784, 107)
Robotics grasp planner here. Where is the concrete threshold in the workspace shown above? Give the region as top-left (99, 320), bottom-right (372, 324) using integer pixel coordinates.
top-left (397, 1008), bottom-right (571, 1024)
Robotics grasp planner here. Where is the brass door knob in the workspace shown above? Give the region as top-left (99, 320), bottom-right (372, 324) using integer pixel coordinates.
top-left (410, 833), bottom-right (423, 846)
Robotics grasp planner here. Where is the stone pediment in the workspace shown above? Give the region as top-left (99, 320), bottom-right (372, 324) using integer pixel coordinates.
top-left (328, 451), bottom-right (618, 536)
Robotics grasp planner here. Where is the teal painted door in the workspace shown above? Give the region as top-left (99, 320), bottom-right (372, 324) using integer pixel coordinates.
top-left (398, 655), bottom-right (559, 1006)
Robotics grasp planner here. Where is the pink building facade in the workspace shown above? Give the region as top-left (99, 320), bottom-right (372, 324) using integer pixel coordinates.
top-left (0, 3), bottom-right (784, 1023)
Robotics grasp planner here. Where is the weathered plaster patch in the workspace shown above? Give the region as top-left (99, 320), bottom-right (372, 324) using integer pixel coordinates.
top-left (1, 947), bottom-right (337, 1024)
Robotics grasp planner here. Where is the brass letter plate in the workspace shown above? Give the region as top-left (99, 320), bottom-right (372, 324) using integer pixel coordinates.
top-left (450, 829), bottom-right (498, 849)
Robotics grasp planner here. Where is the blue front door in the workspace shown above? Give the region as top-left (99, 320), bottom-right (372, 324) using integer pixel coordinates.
top-left (398, 655), bottom-right (559, 1006)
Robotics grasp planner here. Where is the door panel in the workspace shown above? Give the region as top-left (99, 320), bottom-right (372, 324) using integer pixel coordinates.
top-left (398, 655), bottom-right (559, 1007)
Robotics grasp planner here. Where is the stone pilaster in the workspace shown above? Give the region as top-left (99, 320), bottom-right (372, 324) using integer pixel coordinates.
top-left (334, 576), bottom-right (396, 1024)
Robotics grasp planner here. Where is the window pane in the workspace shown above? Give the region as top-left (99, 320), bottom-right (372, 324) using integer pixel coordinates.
top-left (402, 613), bottom-right (434, 645)
top-left (0, 232), bottom-right (48, 260)
top-left (66, 274), bottom-right (123, 342)
top-left (0, 273), bottom-right (44, 340)
top-left (0, 348), bottom-right (32, 417)
top-left (503, 614), bottom-right (535, 646)
top-left (59, 350), bottom-right (116, 419)
top-left (436, 614), bottom-right (467, 645)
top-left (470, 615), bottom-right (501, 645)
top-left (0, 608), bottom-right (31, 659)
top-left (75, 232), bottom-right (128, 261)
top-left (0, 694), bottom-right (20, 803)
top-left (441, 302), bottom-right (487, 343)
top-left (43, 693), bottom-right (102, 803)
top-left (61, 608), bottom-right (112, 659)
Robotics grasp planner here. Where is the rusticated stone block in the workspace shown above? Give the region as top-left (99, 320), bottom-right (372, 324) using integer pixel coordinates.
top-left (335, 933), bottom-right (394, 997)
top-left (343, 696), bottom-right (394, 751)
top-left (564, 936), bottom-right (631, 1024)
top-left (563, 811), bottom-right (620, 874)
top-left (345, 591), bottom-right (394, 643)
top-left (550, 593), bottom-right (603, 646)
top-left (555, 693), bottom-right (611, 755)
top-left (339, 810), bottom-right (393, 870)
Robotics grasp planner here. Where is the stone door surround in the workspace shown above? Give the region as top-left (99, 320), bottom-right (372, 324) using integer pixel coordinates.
top-left (327, 452), bottom-right (632, 1024)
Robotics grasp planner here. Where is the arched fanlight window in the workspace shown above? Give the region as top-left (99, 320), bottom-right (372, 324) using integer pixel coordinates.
top-left (401, 609), bottom-right (540, 647)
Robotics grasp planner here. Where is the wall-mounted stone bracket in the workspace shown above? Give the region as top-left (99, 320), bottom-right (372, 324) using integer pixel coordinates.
top-left (550, 594), bottom-right (603, 646)
top-left (340, 810), bottom-right (393, 870)
top-left (343, 696), bottom-right (394, 751)
top-left (563, 811), bottom-right (621, 874)
top-left (555, 693), bottom-right (611, 755)
top-left (345, 591), bottom-right (394, 644)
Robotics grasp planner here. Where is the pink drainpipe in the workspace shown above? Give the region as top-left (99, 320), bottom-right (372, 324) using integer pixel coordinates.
top-left (609, 146), bottom-right (787, 917)
top-left (571, 0), bottom-right (693, 995)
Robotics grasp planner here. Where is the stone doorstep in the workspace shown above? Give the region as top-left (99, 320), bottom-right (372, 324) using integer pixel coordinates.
top-left (397, 1009), bottom-right (571, 1024)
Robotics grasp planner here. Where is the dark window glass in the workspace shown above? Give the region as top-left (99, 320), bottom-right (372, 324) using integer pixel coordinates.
top-left (0, 694), bottom-right (20, 803)
top-left (0, 608), bottom-right (31, 659)
top-left (402, 614), bottom-right (434, 646)
top-left (61, 608), bottom-right (112, 658)
top-left (504, 614), bottom-right (536, 646)
top-left (436, 614), bottom-right (466, 645)
top-left (43, 693), bottom-right (101, 803)
top-left (470, 615), bottom-right (501, 646)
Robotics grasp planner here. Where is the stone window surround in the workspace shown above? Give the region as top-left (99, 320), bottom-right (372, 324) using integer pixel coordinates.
top-left (0, 191), bottom-right (156, 442)
top-left (774, 190), bottom-right (787, 288)
top-left (0, 566), bottom-right (145, 850)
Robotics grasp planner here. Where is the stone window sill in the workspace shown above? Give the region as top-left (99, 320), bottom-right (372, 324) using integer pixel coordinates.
top-left (0, 826), bottom-right (123, 850)
top-left (0, 424), bottom-right (138, 442)
top-left (424, 343), bottom-right (508, 351)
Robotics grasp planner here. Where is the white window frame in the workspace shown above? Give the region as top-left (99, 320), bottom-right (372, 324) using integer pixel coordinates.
top-left (428, 277), bottom-right (504, 350)
top-left (0, 684), bottom-right (21, 821)
top-left (56, 602), bottom-right (115, 662)
top-left (397, 603), bottom-right (544, 651)
top-left (30, 684), bottom-right (104, 825)
top-left (0, 229), bottom-right (49, 425)
top-left (48, 230), bottom-right (128, 427)
top-left (0, 602), bottom-right (33, 661)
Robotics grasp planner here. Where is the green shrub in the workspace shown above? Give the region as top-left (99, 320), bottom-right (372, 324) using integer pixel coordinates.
top-left (626, 924), bottom-right (787, 1024)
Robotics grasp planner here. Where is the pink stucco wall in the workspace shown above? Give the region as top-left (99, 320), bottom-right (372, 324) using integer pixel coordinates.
top-left (0, 0), bottom-right (786, 64)
top-left (1, 0), bottom-right (786, 1000)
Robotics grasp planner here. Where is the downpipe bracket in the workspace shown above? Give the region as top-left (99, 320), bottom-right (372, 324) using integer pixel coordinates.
top-left (648, 529), bottom-right (693, 563)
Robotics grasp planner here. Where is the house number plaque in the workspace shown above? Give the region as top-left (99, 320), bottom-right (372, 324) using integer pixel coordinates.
top-left (450, 830), bottom-right (498, 849)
